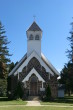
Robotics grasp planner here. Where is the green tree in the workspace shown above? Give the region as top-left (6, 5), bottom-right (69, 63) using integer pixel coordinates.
top-left (0, 21), bottom-right (11, 78)
top-left (59, 62), bottom-right (73, 96)
top-left (14, 81), bottom-right (24, 99)
top-left (0, 21), bottom-right (11, 96)
top-left (8, 61), bottom-right (18, 73)
top-left (67, 21), bottom-right (73, 62)
top-left (59, 20), bottom-right (73, 96)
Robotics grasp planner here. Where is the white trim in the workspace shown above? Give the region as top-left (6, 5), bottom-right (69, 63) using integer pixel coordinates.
top-left (42, 82), bottom-right (43, 88)
top-left (14, 51), bottom-right (54, 76)
top-left (22, 68), bottom-right (45, 83)
top-left (41, 53), bottom-right (59, 75)
top-left (9, 51), bottom-right (59, 77)
top-left (8, 54), bottom-right (27, 76)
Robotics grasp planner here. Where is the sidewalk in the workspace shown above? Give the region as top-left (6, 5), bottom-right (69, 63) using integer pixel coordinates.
top-left (26, 101), bottom-right (41, 106)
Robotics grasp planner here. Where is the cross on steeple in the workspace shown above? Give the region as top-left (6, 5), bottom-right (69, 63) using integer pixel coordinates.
top-left (33, 15), bottom-right (36, 21)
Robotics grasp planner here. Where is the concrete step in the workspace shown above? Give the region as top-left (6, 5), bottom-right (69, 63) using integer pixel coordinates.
top-left (28, 96), bottom-right (40, 101)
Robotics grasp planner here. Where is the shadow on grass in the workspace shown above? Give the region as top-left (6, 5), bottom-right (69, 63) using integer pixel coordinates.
top-left (42, 96), bottom-right (73, 104)
top-left (0, 97), bottom-right (10, 101)
top-left (54, 98), bottom-right (73, 104)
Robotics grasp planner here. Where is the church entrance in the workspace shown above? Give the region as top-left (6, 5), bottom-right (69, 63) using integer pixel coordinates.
top-left (29, 74), bottom-right (38, 96)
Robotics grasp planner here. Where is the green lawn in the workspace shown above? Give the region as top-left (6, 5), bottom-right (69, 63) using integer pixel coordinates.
top-left (41, 96), bottom-right (73, 106)
top-left (40, 101), bottom-right (73, 106)
top-left (0, 96), bottom-right (73, 110)
top-left (0, 97), bottom-right (27, 105)
top-left (0, 106), bottom-right (73, 110)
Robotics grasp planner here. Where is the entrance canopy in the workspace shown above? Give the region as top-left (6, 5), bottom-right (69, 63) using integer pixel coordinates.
top-left (22, 68), bottom-right (45, 83)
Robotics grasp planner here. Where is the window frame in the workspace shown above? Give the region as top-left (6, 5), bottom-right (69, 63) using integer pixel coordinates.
top-left (29, 34), bottom-right (34, 40)
top-left (35, 35), bottom-right (40, 40)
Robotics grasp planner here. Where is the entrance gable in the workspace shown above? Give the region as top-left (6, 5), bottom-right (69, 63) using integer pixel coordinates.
top-left (22, 68), bottom-right (45, 83)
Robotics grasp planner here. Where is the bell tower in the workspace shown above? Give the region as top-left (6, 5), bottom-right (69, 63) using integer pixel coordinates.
top-left (26, 21), bottom-right (42, 57)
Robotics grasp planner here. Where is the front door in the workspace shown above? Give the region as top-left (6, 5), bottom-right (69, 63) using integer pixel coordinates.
top-left (30, 82), bottom-right (37, 95)
top-left (29, 74), bottom-right (38, 96)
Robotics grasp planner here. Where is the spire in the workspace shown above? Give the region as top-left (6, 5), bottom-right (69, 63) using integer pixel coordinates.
top-left (27, 21), bottom-right (42, 31)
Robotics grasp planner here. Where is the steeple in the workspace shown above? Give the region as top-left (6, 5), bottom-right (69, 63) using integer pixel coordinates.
top-left (27, 21), bottom-right (42, 31)
top-left (26, 21), bottom-right (42, 57)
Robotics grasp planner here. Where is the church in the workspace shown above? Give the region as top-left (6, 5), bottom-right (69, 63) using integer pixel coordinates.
top-left (8, 21), bottom-right (59, 99)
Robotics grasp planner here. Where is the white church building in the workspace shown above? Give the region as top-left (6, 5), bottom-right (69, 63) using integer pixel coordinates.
top-left (8, 21), bottom-right (59, 99)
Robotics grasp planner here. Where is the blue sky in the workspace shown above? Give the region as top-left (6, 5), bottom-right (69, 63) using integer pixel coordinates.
top-left (0, 0), bottom-right (73, 72)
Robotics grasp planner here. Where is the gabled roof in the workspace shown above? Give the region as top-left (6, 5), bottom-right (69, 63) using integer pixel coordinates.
top-left (41, 53), bottom-right (59, 75)
top-left (27, 21), bottom-right (42, 31)
top-left (8, 51), bottom-right (59, 76)
top-left (8, 53), bottom-right (27, 76)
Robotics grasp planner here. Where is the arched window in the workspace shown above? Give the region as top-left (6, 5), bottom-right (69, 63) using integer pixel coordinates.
top-left (30, 74), bottom-right (38, 82)
top-left (29, 34), bottom-right (33, 40)
top-left (35, 35), bottom-right (40, 40)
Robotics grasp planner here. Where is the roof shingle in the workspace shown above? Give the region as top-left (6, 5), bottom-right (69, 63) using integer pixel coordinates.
top-left (27, 21), bottom-right (42, 31)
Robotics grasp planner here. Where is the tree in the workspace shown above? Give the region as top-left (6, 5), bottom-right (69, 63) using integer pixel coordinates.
top-left (0, 21), bottom-right (11, 96)
top-left (67, 21), bottom-right (73, 62)
top-left (59, 62), bottom-right (73, 96)
top-left (59, 20), bottom-right (73, 96)
top-left (8, 61), bottom-right (18, 73)
top-left (13, 81), bottom-right (24, 99)
top-left (0, 21), bottom-right (11, 78)
top-left (8, 62), bottom-right (15, 73)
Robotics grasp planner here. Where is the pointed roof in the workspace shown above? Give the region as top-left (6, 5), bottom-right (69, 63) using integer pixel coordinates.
top-left (27, 21), bottom-right (42, 31)
top-left (8, 51), bottom-right (59, 76)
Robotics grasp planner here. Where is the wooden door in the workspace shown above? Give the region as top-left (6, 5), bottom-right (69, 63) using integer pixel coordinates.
top-left (29, 74), bottom-right (38, 96)
top-left (30, 82), bottom-right (37, 95)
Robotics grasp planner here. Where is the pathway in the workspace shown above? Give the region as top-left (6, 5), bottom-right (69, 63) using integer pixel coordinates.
top-left (26, 96), bottom-right (41, 106)
top-left (26, 101), bottom-right (41, 106)
top-left (0, 104), bottom-right (73, 107)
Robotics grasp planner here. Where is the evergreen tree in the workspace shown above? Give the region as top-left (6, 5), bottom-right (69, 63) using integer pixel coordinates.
top-left (59, 62), bottom-right (73, 96)
top-left (8, 61), bottom-right (18, 73)
top-left (0, 21), bottom-right (11, 96)
top-left (0, 21), bottom-right (11, 78)
top-left (59, 20), bottom-right (73, 96)
top-left (67, 21), bottom-right (73, 62)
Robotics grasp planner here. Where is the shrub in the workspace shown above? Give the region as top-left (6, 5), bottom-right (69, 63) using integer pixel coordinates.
top-left (45, 84), bottom-right (51, 101)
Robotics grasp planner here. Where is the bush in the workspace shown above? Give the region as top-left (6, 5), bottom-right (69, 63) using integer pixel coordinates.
top-left (0, 79), bottom-right (7, 97)
top-left (45, 84), bottom-right (51, 101)
top-left (14, 81), bottom-right (24, 99)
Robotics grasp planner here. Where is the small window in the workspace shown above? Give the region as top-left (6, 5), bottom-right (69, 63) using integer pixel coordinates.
top-left (35, 35), bottom-right (40, 40)
top-left (29, 34), bottom-right (33, 40)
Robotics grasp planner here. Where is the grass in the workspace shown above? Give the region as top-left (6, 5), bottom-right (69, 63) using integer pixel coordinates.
top-left (0, 106), bottom-right (73, 110)
top-left (41, 96), bottom-right (73, 106)
top-left (0, 97), bottom-right (27, 105)
top-left (0, 96), bottom-right (73, 110)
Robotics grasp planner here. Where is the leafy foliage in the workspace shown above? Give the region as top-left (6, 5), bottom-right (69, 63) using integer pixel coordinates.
top-left (0, 79), bottom-right (7, 96)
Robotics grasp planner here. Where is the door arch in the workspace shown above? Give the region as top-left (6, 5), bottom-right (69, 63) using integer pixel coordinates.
top-left (29, 74), bottom-right (38, 96)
